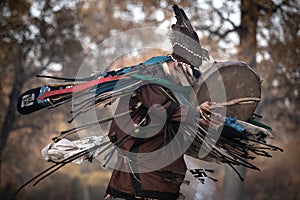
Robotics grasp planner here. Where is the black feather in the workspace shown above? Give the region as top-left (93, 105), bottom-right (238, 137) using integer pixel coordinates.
top-left (172, 4), bottom-right (199, 42)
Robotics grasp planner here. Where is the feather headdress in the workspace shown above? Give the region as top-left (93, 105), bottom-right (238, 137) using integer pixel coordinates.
top-left (170, 4), bottom-right (209, 68)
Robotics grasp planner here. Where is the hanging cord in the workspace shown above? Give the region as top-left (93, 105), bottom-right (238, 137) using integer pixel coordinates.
top-left (36, 74), bottom-right (97, 82)
top-left (52, 110), bottom-right (132, 142)
top-left (169, 54), bottom-right (197, 87)
top-left (68, 80), bottom-right (143, 123)
top-left (15, 140), bottom-right (111, 194)
top-left (15, 100), bottom-right (146, 194)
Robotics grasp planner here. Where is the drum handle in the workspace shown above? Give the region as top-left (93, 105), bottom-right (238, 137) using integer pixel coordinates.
top-left (210, 97), bottom-right (260, 108)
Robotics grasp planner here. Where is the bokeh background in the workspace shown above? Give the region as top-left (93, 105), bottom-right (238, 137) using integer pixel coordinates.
top-left (0, 0), bottom-right (299, 199)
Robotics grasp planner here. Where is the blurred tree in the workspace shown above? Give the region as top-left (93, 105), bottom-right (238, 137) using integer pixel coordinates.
top-left (0, 0), bottom-right (83, 198)
top-left (190, 0), bottom-right (299, 199)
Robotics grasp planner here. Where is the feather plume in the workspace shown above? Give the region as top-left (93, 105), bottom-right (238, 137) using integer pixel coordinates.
top-left (172, 4), bottom-right (199, 42)
top-left (170, 4), bottom-right (209, 68)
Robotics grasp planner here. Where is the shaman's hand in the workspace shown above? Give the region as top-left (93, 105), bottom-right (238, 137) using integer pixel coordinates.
top-left (197, 101), bottom-right (214, 112)
top-left (196, 101), bottom-right (215, 127)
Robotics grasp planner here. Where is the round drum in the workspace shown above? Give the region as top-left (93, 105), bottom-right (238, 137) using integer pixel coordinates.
top-left (185, 61), bottom-right (261, 161)
top-left (195, 61), bottom-right (261, 121)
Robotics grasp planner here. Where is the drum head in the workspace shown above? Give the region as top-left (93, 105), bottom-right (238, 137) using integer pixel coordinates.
top-left (186, 61), bottom-right (261, 160)
top-left (195, 61), bottom-right (261, 121)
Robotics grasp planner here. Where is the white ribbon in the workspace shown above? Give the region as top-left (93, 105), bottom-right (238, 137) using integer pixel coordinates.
top-left (42, 136), bottom-right (104, 164)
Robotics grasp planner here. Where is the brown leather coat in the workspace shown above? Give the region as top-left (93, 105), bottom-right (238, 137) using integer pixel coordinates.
top-left (106, 83), bottom-right (196, 199)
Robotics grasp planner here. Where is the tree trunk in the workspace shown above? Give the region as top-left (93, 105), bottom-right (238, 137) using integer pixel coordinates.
top-left (222, 0), bottom-right (259, 199)
top-left (238, 0), bottom-right (259, 68)
top-left (0, 45), bottom-right (26, 184)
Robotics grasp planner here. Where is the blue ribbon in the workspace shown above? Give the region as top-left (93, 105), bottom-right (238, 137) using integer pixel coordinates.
top-left (143, 56), bottom-right (172, 65)
top-left (225, 116), bottom-right (245, 132)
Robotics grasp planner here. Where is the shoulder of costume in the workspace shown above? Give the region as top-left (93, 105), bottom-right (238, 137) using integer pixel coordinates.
top-left (143, 56), bottom-right (173, 65)
top-left (129, 56), bottom-right (192, 97)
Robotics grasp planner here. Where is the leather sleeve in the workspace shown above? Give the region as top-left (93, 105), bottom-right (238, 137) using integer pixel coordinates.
top-left (136, 84), bottom-right (196, 124)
